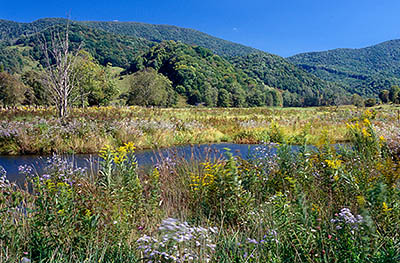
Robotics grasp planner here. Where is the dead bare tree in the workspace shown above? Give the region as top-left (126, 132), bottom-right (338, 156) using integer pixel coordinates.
top-left (39, 21), bottom-right (82, 118)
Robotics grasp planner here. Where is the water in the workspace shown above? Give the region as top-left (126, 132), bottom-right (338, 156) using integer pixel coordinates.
top-left (0, 143), bottom-right (282, 184)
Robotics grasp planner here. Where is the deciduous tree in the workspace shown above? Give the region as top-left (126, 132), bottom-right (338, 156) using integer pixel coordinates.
top-left (126, 68), bottom-right (176, 107)
top-left (0, 71), bottom-right (27, 106)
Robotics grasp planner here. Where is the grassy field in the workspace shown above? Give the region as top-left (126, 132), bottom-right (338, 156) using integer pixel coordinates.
top-left (0, 106), bottom-right (399, 262)
top-left (1, 105), bottom-right (399, 155)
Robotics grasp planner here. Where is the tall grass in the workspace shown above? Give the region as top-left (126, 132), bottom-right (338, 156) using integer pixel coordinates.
top-left (1, 105), bottom-right (399, 154)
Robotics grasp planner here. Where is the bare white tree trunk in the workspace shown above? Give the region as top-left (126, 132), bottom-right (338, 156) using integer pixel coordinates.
top-left (39, 21), bottom-right (82, 118)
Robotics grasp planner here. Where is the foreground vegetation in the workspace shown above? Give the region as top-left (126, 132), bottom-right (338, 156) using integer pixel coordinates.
top-left (1, 105), bottom-right (400, 155)
top-left (0, 109), bottom-right (399, 262)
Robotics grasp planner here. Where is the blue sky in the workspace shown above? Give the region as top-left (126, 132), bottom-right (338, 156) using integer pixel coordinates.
top-left (1, 0), bottom-right (400, 57)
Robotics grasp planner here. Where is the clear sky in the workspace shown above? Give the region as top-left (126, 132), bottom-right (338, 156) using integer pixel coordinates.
top-left (1, 0), bottom-right (400, 57)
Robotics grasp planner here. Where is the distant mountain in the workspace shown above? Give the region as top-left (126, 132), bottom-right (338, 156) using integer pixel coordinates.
top-left (229, 52), bottom-right (346, 106)
top-left (288, 40), bottom-right (400, 96)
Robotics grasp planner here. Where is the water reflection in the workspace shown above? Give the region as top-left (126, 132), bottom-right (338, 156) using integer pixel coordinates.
top-left (1, 143), bottom-right (280, 184)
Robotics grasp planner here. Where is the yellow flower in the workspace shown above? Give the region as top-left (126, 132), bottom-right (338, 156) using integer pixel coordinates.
top-left (117, 146), bottom-right (127, 154)
top-left (114, 155), bottom-right (126, 164)
top-left (311, 203), bottom-right (320, 212)
top-left (85, 209), bottom-right (92, 217)
top-left (153, 167), bottom-right (160, 179)
top-left (190, 174), bottom-right (201, 189)
top-left (382, 202), bottom-right (392, 213)
top-left (99, 145), bottom-right (114, 159)
top-left (325, 159), bottom-right (342, 169)
top-left (124, 142), bottom-right (136, 152)
top-left (362, 128), bottom-right (371, 137)
top-left (202, 173), bottom-right (215, 186)
top-left (364, 109), bottom-right (372, 118)
top-left (333, 175), bottom-right (339, 181)
top-left (379, 136), bottom-right (386, 142)
top-left (363, 118), bottom-right (371, 126)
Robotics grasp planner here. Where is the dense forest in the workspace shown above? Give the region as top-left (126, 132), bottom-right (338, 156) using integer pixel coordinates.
top-left (126, 41), bottom-right (284, 107)
top-left (0, 18), bottom-right (399, 108)
top-left (7, 24), bottom-right (154, 69)
top-left (288, 40), bottom-right (400, 97)
top-left (0, 18), bottom-right (258, 57)
top-left (229, 53), bottom-right (348, 106)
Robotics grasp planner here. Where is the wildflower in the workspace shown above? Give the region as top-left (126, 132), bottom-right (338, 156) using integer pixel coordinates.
top-left (247, 238), bottom-right (258, 244)
top-left (124, 141), bottom-right (136, 151)
top-left (333, 175), bottom-right (339, 181)
top-left (202, 174), bottom-right (214, 186)
top-left (311, 203), bottom-right (320, 212)
top-left (364, 109), bottom-right (372, 119)
top-left (325, 159), bottom-right (342, 169)
top-left (331, 208), bottom-right (363, 232)
top-left (99, 144), bottom-right (114, 159)
top-left (362, 128), bottom-right (371, 137)
top-left (85, 209), bottom-right (91, 217)
top-left (382, 202), bottom-right (392, 213)
top-left (137, 218), bottom-right (217, 262)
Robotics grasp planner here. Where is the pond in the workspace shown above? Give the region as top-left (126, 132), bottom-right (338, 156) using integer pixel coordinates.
top-left (1, 143), bottom-right (287, 184)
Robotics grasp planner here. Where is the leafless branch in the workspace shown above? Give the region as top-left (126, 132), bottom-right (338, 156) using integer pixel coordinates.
top-left (38, 19), bottom-right (82, 118)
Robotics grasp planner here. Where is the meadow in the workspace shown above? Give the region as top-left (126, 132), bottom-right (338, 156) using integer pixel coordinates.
top-left (0, 105), bottom-right (399, 155)
top-left (0, 106), bottom-right (399, 262)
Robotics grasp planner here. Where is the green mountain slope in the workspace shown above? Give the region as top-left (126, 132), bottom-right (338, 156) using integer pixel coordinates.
top-left (288, 40), bottom-right (400, 96)
top-left (128, 40), bottom-right (276, 107)
top-left (2, 23), bottom-right (154, 69)
top-left (229, 53), bottom-right (347, 106)
top-left (0, 43), bottom-right (27, 72)
top-left (0, 18), bottom-right (352, 107)
top-left (0, 18), bottom-right (70, 41)
top-left (0, 18), bottom-right (258, 57)
top-left (79, 20), bottom-right (259, 57)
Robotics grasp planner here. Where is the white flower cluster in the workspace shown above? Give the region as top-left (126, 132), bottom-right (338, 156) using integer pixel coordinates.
top-left (330, 208), bottom-right (363, 232)
top-left (0, 166), bottom-right (11, 189)
top-left (137, 218), bottom-right (218, 262)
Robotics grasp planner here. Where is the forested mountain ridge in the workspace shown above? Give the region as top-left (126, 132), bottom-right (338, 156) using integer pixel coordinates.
top-left (229, 52), bottom-right (347, 106)
top-left (13, 23), bottom-right (155, 69)
top-left (288, 40), bottom-right (400, 96)
top-left (1, 17), bottom-right (384, 107)
top-left (126, 40), bottom-right (281, 107)
top-left (0, 18), bottom-right (258, 57)
top-left (0, 18), bottom-right (70, 42)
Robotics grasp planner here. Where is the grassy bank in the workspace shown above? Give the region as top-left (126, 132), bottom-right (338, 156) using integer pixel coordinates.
top-left (1, 110), bottom-right (399, 262)
top-left (1, 105), bottom-right (399, 155)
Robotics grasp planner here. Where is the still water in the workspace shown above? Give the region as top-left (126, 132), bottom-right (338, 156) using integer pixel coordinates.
top-left (0, 143), bottom-right (283, 184)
